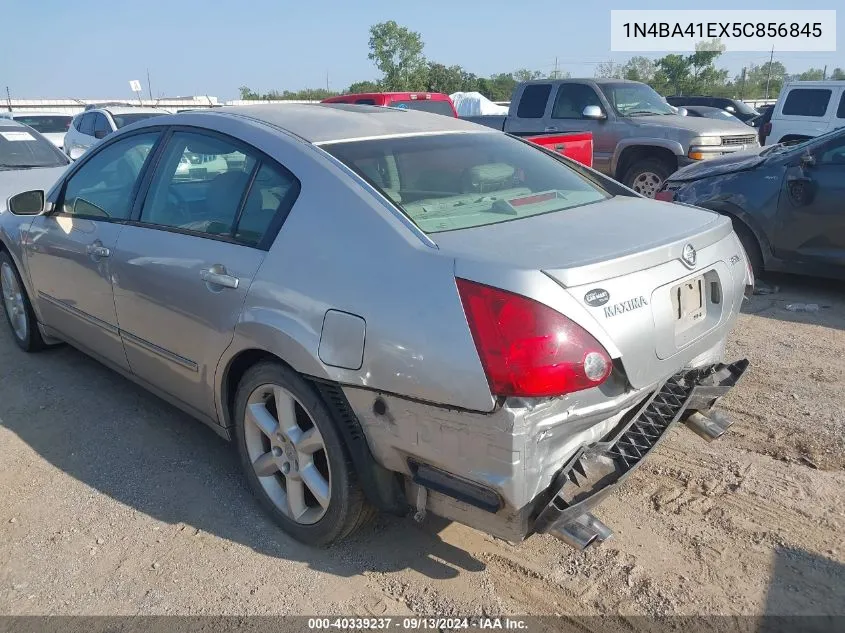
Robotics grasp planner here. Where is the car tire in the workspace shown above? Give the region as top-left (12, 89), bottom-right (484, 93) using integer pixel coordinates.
top-left (233, 360), bottom-right (373, 546)
top-left (623, 158), bottom-right (673, 198)
top-left (0, 251), bottom-right (46, 352)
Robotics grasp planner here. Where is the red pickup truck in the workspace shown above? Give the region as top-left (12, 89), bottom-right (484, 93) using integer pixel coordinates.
top-left (321, 92), bottom-right (593, 168)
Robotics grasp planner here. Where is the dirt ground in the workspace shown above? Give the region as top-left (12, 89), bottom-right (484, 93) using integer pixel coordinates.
top-left (0, 274), bottom-right (843, 622)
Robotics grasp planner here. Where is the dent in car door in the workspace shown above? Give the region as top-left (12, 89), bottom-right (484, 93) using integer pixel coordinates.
top-left (112, 130), bottom-right (300, 419)
top-left (773, 136), bottom-right (845, 267)
top-left (25, 131), bottom-right (161, 369)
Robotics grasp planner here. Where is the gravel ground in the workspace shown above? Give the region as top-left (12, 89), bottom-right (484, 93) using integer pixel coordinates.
top-left (0, 274), bottom-right (843, 621)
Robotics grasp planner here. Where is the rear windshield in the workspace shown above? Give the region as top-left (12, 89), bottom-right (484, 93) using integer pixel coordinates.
top-left (324, 132), bottom-right (609, 233)
top-left (12, 115), bottom-right (72, 133)
top-left (388, 99), bottom-right (455, 117)
top-left (730, 100), bottom-right (758, 115)
top-left (111, 111), bottom-right (168, 128)
top-left (0, 127), bottom-right (69, 169)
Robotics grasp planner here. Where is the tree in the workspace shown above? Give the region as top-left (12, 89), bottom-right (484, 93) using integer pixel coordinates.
top-left (832, 68), bottom-right (845, 80)
top-left (657, 54), bottom-right (692, 95)
top-left (346, 80), bottom-right (381, 94)
top-left (239, 85), bottom-right (259, 100)
top-left (367, 21), bottom-right (427, 91)
top-left (746, 61), bottom-right (788, 99)
top-left (595, 61), bottom-right (622, 79)
top-left (513, 69), bottom-right (543, 82)
top-left (426, 63), bottom-right (470, 95)
top-left (621, 56), bottom-right (656, 83)
top-left (796, 68), bottom-right (825, 81)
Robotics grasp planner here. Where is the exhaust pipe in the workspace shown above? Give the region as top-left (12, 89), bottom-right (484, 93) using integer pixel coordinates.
top-left (685, 410), bottom-right (733, 441)
top-left (547, 513), bottom-right (613, 550)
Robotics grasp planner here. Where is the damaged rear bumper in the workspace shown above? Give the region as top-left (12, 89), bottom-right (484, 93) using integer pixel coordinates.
top-left (531, 359), bottom-right (748, 548)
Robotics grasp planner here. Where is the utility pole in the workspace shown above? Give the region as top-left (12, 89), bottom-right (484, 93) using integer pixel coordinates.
top-left (764, 46), bottom-right (775, 99)
top-left (146, 68), bottom-right (153, 102)
top-left (553, 57), bottom-right (559, 79)
top-left (823, 65), bottom-right (827, 80)
top-left (5, 86), bottom-right (11, 112)
top-left (739, 67), bottom-right (747, 100)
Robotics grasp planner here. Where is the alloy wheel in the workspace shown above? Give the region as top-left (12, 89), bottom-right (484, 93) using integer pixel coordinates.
top-left (1, 262), bottom-right (28, 342)
top-left (243, 383), bottom-right (332, 525)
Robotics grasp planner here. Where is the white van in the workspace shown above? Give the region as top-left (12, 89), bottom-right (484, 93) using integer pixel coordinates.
top-left (765, 81), bottom-right (845, 145)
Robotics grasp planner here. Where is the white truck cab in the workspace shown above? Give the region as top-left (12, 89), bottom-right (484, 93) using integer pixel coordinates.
top-left (767, 81), bottom-right (845, 145)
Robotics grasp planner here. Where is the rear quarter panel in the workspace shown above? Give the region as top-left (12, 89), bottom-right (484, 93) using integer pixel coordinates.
top-left (211, 123), bottom-right (496, 415)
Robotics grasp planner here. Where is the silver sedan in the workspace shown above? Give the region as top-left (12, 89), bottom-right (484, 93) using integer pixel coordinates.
top-left (0, 105), bottom-right (751, 548)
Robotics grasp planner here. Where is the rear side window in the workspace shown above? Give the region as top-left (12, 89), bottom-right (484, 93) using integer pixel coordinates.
top-left (837, 92), bottom-right (845, 119)
top-left (782, 89), bottom-right (832, 117)
top-left (516, 84), bottom-right (552, 118)
top-left (355, 98), bottom-right (376, 105)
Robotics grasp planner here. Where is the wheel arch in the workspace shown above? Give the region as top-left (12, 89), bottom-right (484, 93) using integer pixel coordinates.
top-left (613, 141), bottom-right (682, 180)
top-left (697, 200), bottom-right (771, 267)
top-left (217, 338), bottom-right (408, 515)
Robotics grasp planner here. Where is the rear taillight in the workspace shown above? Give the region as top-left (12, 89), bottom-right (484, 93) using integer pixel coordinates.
top-left (655, 190), bottom-right (675, 202)
top-left (761, 122), bottom-right (772, 138)
top-left (456, 278), bottom-right (613, 398)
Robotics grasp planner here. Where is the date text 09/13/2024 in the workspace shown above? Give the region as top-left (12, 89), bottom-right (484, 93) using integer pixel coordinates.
top-left (307, 617), bottom-right (529, 630)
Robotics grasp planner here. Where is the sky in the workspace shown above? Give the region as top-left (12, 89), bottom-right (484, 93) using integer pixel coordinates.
top-left (1, 0), bottom-right (842, 101)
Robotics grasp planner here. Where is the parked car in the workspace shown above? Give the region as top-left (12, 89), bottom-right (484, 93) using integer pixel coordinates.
top-left (665, 96), bottom-right (759, 123)
top-left (323, 92), bottom-right (459, 117)
top-left (324, 93), bottom-right (594, 167)
top-left (0, 111), bottom-right (73, 150)
top-left (657, 126), bottom-right (845, 280)
top-left (464, 79), bottom-right (758, 197)
top-left (0, 118), bottom-right (70, 208)
top-left (64, 106), bottom-right (169, 159)
top-left (681, 105), bottom-right (744, 124)
top-left (766, 81), bottom-right (845, 145)
top-left (1, 104), bottom-right (749, 549)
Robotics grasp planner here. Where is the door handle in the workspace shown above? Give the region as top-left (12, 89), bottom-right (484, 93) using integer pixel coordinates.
top-left (86, 244), bottom-right (110, 258)
top-left (544, 126), bottom-right (558, 133)
top-left (201, 268), bottom-right (239, 289)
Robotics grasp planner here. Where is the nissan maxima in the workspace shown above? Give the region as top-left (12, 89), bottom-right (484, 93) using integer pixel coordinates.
top-left (0, 105), bottom-right (750, 548)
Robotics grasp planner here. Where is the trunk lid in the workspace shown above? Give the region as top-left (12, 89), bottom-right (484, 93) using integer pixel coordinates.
top-left (439, 196), bottom-right (739, 389)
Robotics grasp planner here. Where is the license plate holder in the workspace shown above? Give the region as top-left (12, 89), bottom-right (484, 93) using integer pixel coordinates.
top-left (674, 276), bottom-right (705, 331)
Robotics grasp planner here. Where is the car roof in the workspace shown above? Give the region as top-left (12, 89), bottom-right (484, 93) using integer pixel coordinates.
top-left (5, 111), bottom-right (73, 117)
top-left (103, 106), bottom-right (167, 115)
top-left (198, 103), bottom-right (485, 144)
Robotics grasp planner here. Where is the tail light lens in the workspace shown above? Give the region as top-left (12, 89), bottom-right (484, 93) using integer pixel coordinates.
top-left (761, 122), bottom-right (772, 138)
top-left (456, 278), bottom-right (613, 398)
top-left (655, 189), bottom-right (675, 202)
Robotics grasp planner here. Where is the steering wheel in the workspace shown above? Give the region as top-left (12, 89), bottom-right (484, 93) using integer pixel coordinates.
top-left (166, 189), bottom-right (191, 226)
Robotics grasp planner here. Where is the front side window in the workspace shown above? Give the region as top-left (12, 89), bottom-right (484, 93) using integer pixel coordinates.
top-left (324, 132), bottom-right (609, 234)
top-left (93, 113), bottom-right (112, 137)
top-left (836, 92), bottom-right (845, 119)
top-left (819, 136), bottom-right (845, 165)
top-left (0, 126), bottom-right (69, 169)
top-left (139, 131), bottom-right (299, 246)
top-left (782, 89), bottom-right (832, 117)
top-left (552, 84), bottom-right (603, 119)
top-left (599, 83), bottom-right (675, 116)
top-left (61, 132), bottom-right (159, 219)
top-left (78, 114), bottom-right (95, 136)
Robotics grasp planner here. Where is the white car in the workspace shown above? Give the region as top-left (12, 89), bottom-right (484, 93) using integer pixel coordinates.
top-left (765, 81), bottom-right (845, 145)
top-left (0, 111), bottom-right (72, 150)
top-left (64, 106), bottom-right (169, 159)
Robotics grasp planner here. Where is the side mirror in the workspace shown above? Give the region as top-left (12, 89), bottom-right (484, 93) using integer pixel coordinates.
top-left (800, 152), bottom-right (816, 168)
top-left (676, 107), bottom-right (688, 116)
top-left (725, 106), bottom-right (736, 113)
top-left (69, 147), bottom-right (85, 161)
top-left (7, 190), bottom-right (45, 216)
top-left (582, 105), bottom-right (606, 120)
top-left (94, 129), bottom-right (109, 139)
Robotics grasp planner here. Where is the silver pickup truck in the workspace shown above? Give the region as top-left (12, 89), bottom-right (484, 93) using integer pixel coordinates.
top-left (464, 79), bottom-right (759, 197)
